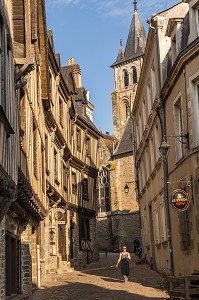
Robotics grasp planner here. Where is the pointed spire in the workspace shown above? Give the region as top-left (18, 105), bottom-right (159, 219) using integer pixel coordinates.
top-left (125, 2), bottom-right (146, 60)
top-left (134, 0), bottom-right (137, 12)
top-left (114, 39), bottom-right (125, 64)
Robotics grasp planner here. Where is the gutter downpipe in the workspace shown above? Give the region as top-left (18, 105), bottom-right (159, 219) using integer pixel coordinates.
top-left (149, 20), bottom-right (174, 276)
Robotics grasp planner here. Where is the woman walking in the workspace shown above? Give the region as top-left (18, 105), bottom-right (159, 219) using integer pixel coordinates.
top-left (116, 246), bottom-right (131, 282)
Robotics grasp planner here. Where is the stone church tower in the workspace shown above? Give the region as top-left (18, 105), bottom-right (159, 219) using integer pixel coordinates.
top-left (96, 1), bottom-right (146, 253)
top-left (111, 0), bottom-right (146, 140)
top-left (109, 1), bottom-right (146, 251)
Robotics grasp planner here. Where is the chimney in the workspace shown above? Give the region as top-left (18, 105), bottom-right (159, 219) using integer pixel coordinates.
top-left (68, 57), bottom-right (82, 88)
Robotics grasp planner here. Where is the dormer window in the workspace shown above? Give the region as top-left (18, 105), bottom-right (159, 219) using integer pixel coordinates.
top-left (132, 67), bottom-right (138, 84)
top-left (124, 70), bottom-right (129, 87)
top-left (166, 18), bottom-right (184, 64)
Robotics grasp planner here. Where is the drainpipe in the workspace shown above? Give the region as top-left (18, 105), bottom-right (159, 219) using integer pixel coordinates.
top-left (148, 20), bottom-right (174, 275)
top-left (37, 244), bottom-right (41, 288)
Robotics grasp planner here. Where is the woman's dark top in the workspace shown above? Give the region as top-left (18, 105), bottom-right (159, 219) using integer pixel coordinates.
top-left (121, 253), bottom-right (130, 276)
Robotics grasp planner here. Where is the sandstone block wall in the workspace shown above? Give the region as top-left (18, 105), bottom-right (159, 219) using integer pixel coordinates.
top-left (21, 224), bottom-right (32, 294)
top-left (97, 213), bottom-right (112, 251)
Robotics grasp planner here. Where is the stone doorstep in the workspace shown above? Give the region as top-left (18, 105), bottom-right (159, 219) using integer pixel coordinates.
top-left (6, 294), bottom-right (30, 300)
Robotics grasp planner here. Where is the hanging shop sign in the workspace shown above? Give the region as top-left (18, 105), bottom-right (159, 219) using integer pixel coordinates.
top-left (171, 189), bottom-right (189, 211)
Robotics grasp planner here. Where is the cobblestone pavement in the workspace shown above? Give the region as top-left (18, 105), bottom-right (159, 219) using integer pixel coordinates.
top-left (32, 253), bottom-right (168, 300)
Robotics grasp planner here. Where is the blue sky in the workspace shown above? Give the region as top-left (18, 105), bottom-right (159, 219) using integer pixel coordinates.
top-left (45, 0), bottom-right (180, 134)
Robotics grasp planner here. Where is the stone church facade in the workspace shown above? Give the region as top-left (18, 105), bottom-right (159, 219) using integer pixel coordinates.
top-left (97, 1), bottom-right (146, 253)
top-left (110, 1), bottom-right (146, 252)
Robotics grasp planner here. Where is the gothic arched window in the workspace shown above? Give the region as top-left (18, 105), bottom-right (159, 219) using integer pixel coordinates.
top-left (125, 103), bottom-right (129, 119)
top-left (124, 70), bottom-right (129, 87)
top-left (132, 66), bottom-right (138, 84)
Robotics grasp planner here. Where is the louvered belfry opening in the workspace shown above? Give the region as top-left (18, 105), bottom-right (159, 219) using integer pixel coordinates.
top-left (12, 0), bottom-right (25, 57)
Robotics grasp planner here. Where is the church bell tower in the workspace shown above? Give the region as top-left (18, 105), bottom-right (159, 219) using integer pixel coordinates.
top-left (111, 0), bottom-right (146, 140)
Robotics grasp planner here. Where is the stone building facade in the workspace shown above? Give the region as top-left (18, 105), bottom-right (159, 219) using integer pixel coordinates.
top-left (0, 1), bottom-right (101, 299)
top-left (0, 3), bottom-right (18, 297)
top-left (133, 0), bottom-right (199, 276)
top-left (0, 0), bottom-right (47, 298)
top-left (109, 1), bottom-right (146, 252)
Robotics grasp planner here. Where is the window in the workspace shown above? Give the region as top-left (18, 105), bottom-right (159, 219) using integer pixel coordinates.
top-left (160, 194), bottom-right (167, 242)
top-left (154, 200), bottom-right (160, 244)
top-left (76, 128), bottom-right (81, 152)
top-left (174, 98), bottom-right (183, 161)
top-left (125, 103), bottom-right (129, 119)
top-left (195, 8), bottom-right (199, 36)
top-left (63, 165), bottom-right (68, 192)
top-left (151, 66), bottom-right (156, 102)
top-left (142, 99), bottom-right (146, 129)
top-left (138, 113), bottom-right (142, 141)
top-left (49, 72), bottom-right (52, 99)
top-left (0, 21), bottom-right (5, 111)
top-left (105, 186), bottom-right (110, 212)
top-left (85, 136), bottom-right (91, 157)
top-left (59, 98), bottom-right (63, 127)
top-left (191, 80), bottom-right (199, 146)
top-left (41, 146), bottom-right (45, 192)
top-left (124, 70), bottom-right (129, 87)
top-left (12, 0), bottom-right (25, 57)
top-left (54, 149), bottom-right (58, 180)
top-left (136, 121), bottom-right (140, 146)
top-left (132, 66), bottom-right (138, 84)
top-left (150, 136), bottom-right (155, 171)
top-left (147, 82), bottom-right (152, 115)
top-left (72, 172), bottom-right (77, 194)
top-left (82, 178), bottom-right (89, 200)
top-left (171, 35), bottom-right (177, 64)
top-left (145, 148), bottom-right (149, 180)
top-left (154, 122), bottom-right (160, 162)
top-left (33, 122), bottom-right (37, 178)
top-left (45, 135), bottom-right (48, 171)
top-left (80, 217), bottom-right (90, 240)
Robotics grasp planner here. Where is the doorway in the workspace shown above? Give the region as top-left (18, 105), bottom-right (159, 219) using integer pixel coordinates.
top-left (6, 235), bottom-right (21, 296)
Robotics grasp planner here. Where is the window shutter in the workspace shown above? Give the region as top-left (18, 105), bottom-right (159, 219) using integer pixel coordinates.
top-left (12, 0), bottom-right (25, 57)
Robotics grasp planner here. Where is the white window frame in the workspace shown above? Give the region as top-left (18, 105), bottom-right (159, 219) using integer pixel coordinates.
top-left (190, 72), bottom-right (199, 148)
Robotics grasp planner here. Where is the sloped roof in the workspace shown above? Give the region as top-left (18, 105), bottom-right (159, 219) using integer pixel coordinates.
top-left (112, 117), bottom-right (134, 157)
top-left (115, 39), bottom-right (125, 64)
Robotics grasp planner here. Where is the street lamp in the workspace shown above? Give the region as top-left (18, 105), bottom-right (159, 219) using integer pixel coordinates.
top-left (159, 139), bottom-right (174, 276)
top-left (124, 181), bottom-right (136, 195)
top-left (159, 141), bottom-right (170, 159)
top-left (124, 182), bottom-right (130, 195)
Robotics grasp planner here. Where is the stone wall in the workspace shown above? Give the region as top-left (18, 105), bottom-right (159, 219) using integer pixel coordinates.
top-left (21, 224), bottom-right (32, 294)
top-left (111, 212), bottom-right (141, 253)
top-left (97, 213), bottom-right (112, 251)
top-left (0, 218), bottom-right (5, 300)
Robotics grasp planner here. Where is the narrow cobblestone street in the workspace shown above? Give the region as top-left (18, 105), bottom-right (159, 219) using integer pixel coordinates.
top-left (32, 253), bottom-right (168, 300)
